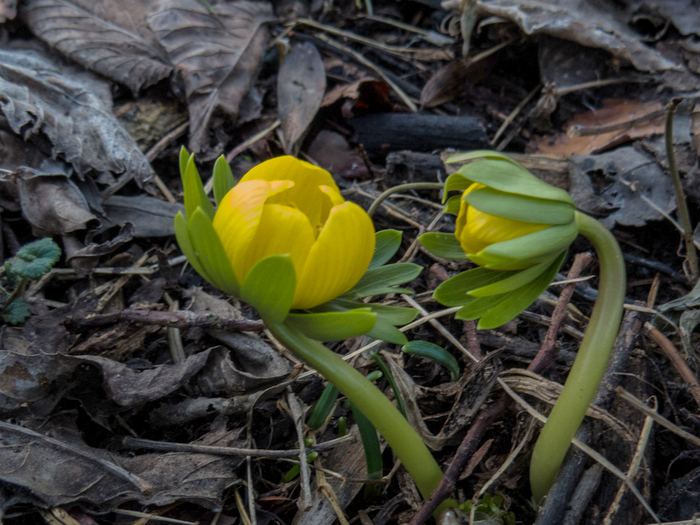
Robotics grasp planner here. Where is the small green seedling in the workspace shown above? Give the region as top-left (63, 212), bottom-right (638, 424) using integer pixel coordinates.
top-left (2, 238), bottom-right (60, 324)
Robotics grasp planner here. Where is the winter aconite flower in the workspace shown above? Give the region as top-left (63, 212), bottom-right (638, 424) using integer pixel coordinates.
top-left (174, 154), bottom-right (376, 320)
top-left (420, 151), bottom-right (578, 328)
top-left (212, 156), bottom-right (375, 309)
top-left (172, 151), bottom-right (451, 512)
top-left (420, 150), bottom-right (626, 502)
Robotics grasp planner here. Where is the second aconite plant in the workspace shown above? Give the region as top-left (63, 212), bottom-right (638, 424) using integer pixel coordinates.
top-left (420, 151), bottom-right (626, 502)
top-left (174, 150), bottom-right (454, 514)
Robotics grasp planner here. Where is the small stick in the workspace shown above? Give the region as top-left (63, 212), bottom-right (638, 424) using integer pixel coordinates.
top-left (64, 309), bottom-right (264, 332)
top-left (644, 322), bottom-right (700, 407)
top-left (528, 253), bottom-right (593, 372)
top-left (120, 434), bottom-right (355, 458)
top-left (665, 97), bottom-right (698, 280)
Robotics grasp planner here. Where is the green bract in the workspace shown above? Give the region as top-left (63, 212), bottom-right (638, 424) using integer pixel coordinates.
top-left (420, 151), bottom-right (579, 328)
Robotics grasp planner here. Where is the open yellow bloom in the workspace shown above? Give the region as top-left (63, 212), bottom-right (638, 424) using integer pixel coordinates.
top-left (455, 183), bottom-right (549, 260)
top-left (212, 156), bottom-right (375, 309)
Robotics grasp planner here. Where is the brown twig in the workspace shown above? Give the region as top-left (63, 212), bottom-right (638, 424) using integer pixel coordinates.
top-left (409, 255), bottom-right (592, 523)
top-left (528, 253), bottom-right (594, 372)
top-left (644, 322), bottom-right (700, 407)
top-left (64, 309), bottom-right (264, 332)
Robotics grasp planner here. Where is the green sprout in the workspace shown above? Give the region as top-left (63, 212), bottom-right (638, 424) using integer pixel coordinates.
top-left (2, 238), bottom-right (61, 325)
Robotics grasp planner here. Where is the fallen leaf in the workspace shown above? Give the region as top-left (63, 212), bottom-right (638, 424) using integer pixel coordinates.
top-left (278, 42), bottom-right (326, 155)
top-left (321, 78), bottom-right (391, 114)
top-left (115, 425), bottom-right (243, 509)
top-left (22, 0), bottom-right (173, 93)
top-left (17, 167), bottom-right (98, 236)
top-left (0, 0), bottom-right (16, 22)
top-left (569, 146), bottom-right (676, 228)
top-left (536, 99), bottom-right (665, 156)
top-left (0, 420), bottom-right (151, 509)
top-left (420, 58), bottom-right (489, 108)
top-left (77, 348), bottom-right (214, 406)
top-left (148, 0), bottom-right (273, 153)
top-left (99, 194), bottom-right (184, 237)
top-left (307, 130), bottom-right (368, 179)
top-left (476, 0), bottom-right (679, 73)
top-left (0, 46), bottom-right (153, 186)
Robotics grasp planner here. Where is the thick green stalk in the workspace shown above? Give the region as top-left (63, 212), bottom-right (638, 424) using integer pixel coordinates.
top-left (529, 212), bottom-right (626, 502)
top-left (265, 318), bottom-right (455, 516)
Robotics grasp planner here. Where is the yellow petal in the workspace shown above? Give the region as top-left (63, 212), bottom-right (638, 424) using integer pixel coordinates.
top-left (240, 156), bottom-right (341, 228)
top-left (458, 206), bottom-right (548, 256)
top-left (213, 179), bottom-right (291, 283)
top-left (294, 202), bottom-right (375, 309)
top-left (242, 203), bottom-right (316, 281)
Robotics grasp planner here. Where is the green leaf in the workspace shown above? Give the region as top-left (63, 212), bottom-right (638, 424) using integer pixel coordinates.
top-left (476, 250), bottom-right (566, 329)
top-left (445, 150), bottom-right (525, 166)
top-left (183, 154), bottom-right (214, 220)
top-left (212, 155), bottom-right (235, 206)
top-left (179, 145), bottom-right (191, 179)
top-left (174, 211), bottom-right (214, 284)
top-left (434, 267), bottom-right (518, 306)
top-left (468, 257), bottom-right (556, 297)
top-left (369, 230), bottom-right (402, 269)
top-left (365, 320), bottom-right (408, 344)
top-left (457, 159), bottom-right (574, 205)
top-left (464, 186), bottom-right (575, 225)
top-left (454, 294), bottom-right (509, 321)
top-left (327, 298), bottom-right (418, 326)
top-left (402, 341), bottom-right (460, 381)
top-left (418, 232), bottom-right (468, 260)
top-left (350, 263), bottom-right (422, 298)
top-left (308, 382), bottom-right (340, 429)
top-left (444, 172), bottom-right (472, 195)
top-left (242, 255), bottom-right (296, 323)
top-left (472, 222), bottom-right (578, 269)
top-left (286, 309), bottom-right (376, 341)
top-left (10, 238), bottom-right (61, 279)
top-left (350, 402), bottom-right (383, 498)
top-left (444, 194), bottom-right (462, 214)
top-left (189, 209), bottom-right (240, 295)
top-left (371, 353), bottom-right (405, 416)
top-left (2, 299), bottom-right (31, 324)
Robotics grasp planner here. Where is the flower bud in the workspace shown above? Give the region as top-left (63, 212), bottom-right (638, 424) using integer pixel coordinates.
top-left (174, 155), bottom-right (376, 318)
top-left (420, 151), bottom-right (580, 328)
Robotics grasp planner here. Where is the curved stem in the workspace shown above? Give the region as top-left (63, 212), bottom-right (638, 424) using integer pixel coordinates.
top-left (265, 318), bottom-right (456, 516)
top-left (367, 182), bottom-right (444, 218)
top-left (529, 212), bottom-right (626, 502)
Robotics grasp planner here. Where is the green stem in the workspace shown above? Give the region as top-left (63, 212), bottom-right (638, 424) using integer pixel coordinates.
top-left (529, 212), bottom-right (626, 502)
top-left (265, 318), bottom-right (456, 516)
top-left (367, 182), bottom-right (444, 218)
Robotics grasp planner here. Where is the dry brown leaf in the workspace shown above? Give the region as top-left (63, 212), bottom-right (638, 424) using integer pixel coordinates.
top-left (22, 0), bottom-right (173, 93)
top-left (0, 420), bottom-right (151, 509)
top-left (278, 42), bottom-right (326, 155)
top-left (536, 99), bottom-right (665, 156)
top-left (148, 0), bottom-right (273, 153)
top-left (0, 0), bottom-right (16, 22)
top-left (17, 169), bottom-right (98, 236)
top-left (0, 46), bottom-right (153, 186)
top-left (476, 0), bottom-right (679, 73)
top-left (420, 58), bottom-right (488, 108)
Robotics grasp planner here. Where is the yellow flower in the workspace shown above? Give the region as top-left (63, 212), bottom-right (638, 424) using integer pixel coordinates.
top-left (212, 156), bottom-right (375, 309)
top-left (455, 183), bottom-right (549, 266)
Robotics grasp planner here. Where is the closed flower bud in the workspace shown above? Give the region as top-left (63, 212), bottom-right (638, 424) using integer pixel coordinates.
top-left (213, 156), bottom-right (375, 309)
top-left (420, 151), bottom-right (580, 328)
top-left (175, 155), bottom-right (375, 317)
